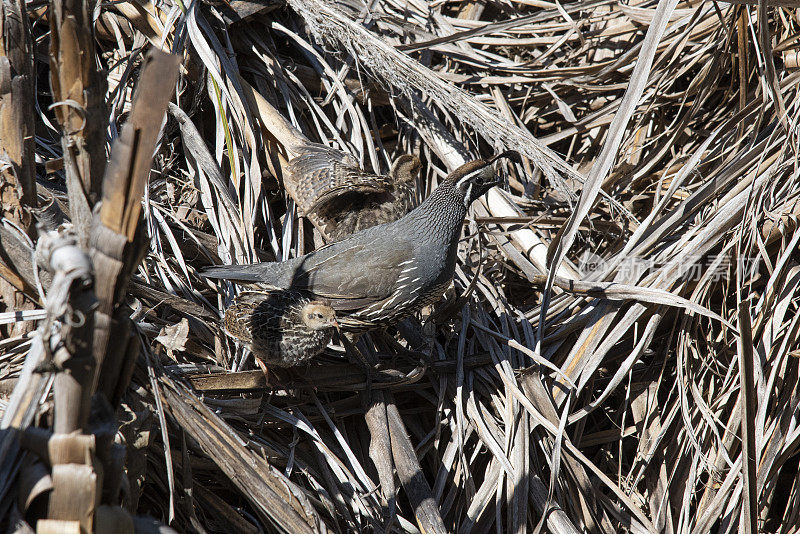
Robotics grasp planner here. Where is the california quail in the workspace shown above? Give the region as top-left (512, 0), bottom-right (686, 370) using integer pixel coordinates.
top-left (291, 144), bottom-right (421, 239)
top-left (223, 290), bottom-right (338, 368)
top-left (205, 152), bottom-right (520, 330)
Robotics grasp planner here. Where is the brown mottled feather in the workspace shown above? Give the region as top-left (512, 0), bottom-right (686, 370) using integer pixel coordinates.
top-left (223, 290), bottom-right (337, 366)
top-left (291, 144), bottom-right (393, 212)
top-left (290, 145), bottom-right (421, 240)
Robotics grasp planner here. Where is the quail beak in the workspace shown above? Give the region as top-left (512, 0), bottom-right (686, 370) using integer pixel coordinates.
top-left (332, 319), bottom-right (341, 332)
top-left (488, 176), bottom-right (504, 189)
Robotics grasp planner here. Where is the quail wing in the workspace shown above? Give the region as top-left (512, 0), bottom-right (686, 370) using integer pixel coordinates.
top-left (291, 143), bottom-right (393, 212)
top-left (291, 238), bottom-right (415, 311)
top-left (204, 229), bottom-right (416, 314)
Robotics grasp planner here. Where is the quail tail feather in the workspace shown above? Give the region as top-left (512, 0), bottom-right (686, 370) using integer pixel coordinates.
top-left (202, 259), bottom-right (301, 287)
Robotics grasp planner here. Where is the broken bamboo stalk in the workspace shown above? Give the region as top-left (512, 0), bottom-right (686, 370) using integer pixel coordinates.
top-left (90, 50), bottom-right (180, 404)
top-left (48, 0), bottom-right (108, 246)
top-left (0, 0), bottom-right (38, 337)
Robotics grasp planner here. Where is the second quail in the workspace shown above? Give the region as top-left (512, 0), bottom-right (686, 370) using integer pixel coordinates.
top-left (223, 290), bottom-right (338, 369)
top-left (291, 144), bottom-right (421, 239)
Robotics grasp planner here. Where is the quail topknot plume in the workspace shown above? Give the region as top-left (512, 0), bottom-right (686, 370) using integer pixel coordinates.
top-left (205, 152), bottom-right (521, 331)
top-left (291, 144), bottom-right (421, 240)
top-left (223, 290), bottom-right (338, 369)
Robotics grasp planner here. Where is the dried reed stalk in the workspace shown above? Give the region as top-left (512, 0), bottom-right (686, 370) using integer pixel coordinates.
top-left (0, 0), bottom-right (37, 337)
top-left (91, 50), bottom-right (180, 404)
top-left (48, 0), bottom-right (108, 246)
top-left (2, 0), bottom-right (800, 532)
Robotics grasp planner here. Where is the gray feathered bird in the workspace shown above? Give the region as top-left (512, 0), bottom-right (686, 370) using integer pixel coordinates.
top-left (205, 152), bottom-right (520, 330)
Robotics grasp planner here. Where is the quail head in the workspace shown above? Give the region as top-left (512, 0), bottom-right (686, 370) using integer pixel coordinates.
top-left (223, 290), bottom-right (338, 368)
top-left (291, 144), bottom-right (421, 240)
top-left (205, 152), bottom-right (521, 331)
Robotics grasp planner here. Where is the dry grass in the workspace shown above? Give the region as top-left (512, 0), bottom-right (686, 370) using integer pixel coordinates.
top-left (2, 0), bottom-right (800, 532)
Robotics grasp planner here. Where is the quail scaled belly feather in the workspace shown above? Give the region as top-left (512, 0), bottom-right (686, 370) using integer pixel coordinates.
top-left (205, 152), bottom-right (520, 331)
top-left (223, 290), bottom-right (338, 367)
top-left (291, 143), bottom-right (421, 240)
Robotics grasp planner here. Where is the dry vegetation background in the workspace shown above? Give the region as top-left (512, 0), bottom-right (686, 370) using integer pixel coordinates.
top-left (1, 0), bottom-right (800, 532)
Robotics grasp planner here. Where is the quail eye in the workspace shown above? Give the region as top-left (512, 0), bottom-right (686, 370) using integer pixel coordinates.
top-left (307, 313), bottom-right (314, 319)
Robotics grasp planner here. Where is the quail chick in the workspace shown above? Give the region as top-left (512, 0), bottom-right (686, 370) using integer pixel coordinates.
top-left (291, 145), bottom-right (421, 239)
top-left (223, 290), bottom-right (338, 370)
top-left (206, 152), bottom-right (521, 331)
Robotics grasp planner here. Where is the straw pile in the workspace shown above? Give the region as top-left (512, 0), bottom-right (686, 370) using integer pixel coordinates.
top-left (1, 0), bottom-right (800, 532)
